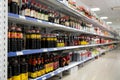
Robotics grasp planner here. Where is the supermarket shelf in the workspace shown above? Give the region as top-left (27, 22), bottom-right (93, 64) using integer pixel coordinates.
top-left (29, 49), bottom-right (111, 80)
top-left (8, 41), bottom-right (119, 57)
top-left (8, 13), bottom-right (117, 39)
top-left (39, 0), bottom-right (118, 36)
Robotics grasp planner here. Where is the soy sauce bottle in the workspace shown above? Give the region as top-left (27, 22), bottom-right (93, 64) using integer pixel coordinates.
top-left (8, 24), bottom-right (17, 52)
top-left (8, 0), bottom-right (12, 13)
top-left (10, 0), bottom-right (19, 14)
top-left (36, 29), bottom-right (41, 49)
top-left (12, 58), bottom-right (21, 80)
top-left (16, 26), bottom-right (23, 51)
top-left (8, 62), bottom-right (12, 80)
top-left (25, 29), bottom-right (31, 49)
top-left (20, 57), bottom-right (28, 80)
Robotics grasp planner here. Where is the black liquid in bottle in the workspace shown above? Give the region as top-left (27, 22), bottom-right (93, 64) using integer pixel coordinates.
top-left (10, 0), bottom-right (19, 14)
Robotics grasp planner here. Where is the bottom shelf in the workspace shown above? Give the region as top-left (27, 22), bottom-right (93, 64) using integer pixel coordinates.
top-left (29, 48), bottom-right (114, 80)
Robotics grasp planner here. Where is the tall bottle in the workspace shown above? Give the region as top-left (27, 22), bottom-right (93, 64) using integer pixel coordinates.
top-left (16, 26), bottom-right (23, 51)
top-left (8, 61), bottom-right (12, 80)
top-left (20, 57), bottom-right (28, 80)
top-left (12, 58), bottom-right (21, 80)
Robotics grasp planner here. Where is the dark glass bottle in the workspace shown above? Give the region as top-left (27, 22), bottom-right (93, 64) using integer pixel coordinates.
top-left (16, 26), bottom-right (23, 51)
top-left (8, 62), bottom-right (12, 80)
top-left (12, 58), bottom-right (21, 80)
top-left (20, 58), bottom-right (28, 80)
top-left (10, 0), bottom-right (19, 14)
top-left (9, 24), bottom-right (17, 52)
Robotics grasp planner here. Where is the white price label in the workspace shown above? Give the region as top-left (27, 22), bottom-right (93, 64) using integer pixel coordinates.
top-left (19, 15), bottom-right (26, 19)
top-left (53, 48), bottom-right (57, 50)
top-left (58, 70), bottom-right (61, 73)
top-left (16, 51), bottom-right (23, 56)
top-left (48, 22), bottom-right (52, 25)
top-left (42, 77), bottom-right (46, 80)
top-left (43, 49), bottom-right (48, 52)
top-left (37, 20), bottom-right (42, 23)
top-left (51, 73), bottom-right (55, 76)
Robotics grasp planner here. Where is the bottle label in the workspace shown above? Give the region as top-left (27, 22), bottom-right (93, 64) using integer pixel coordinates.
top-left (31, 34), bottom-right (36, 39)
top-left (38, 13), bottom-right (42, 19)
top-left (25, 9), bottom-right (30, 16)
top-left (12, 75), bottom-right (21, 80)
top-left (47, 38), bottom-right (51, 41)
top-left (8, 32), bottom-right (11, 38)
top-left (26, 35), bottom-right (30, 39)
top-left (31, 10), bottom-right (35, 17)
top-left (45, 15), bottom-right (48, 21)
top-left (41, 14), bottom-right (44, 20)
top-left (34, 11), bottom-right (37, 18)
top-left (30, 72), bottom-right (37, 78)
top-left (36, 12), bottom-right (39, 19)
top-left (10, 32), bottom-right (17, 38)
top-left (20, 73), bottom-right (28, 80)
top-left (17, 33), bottom-right (23, 39)
top-left (22, 10), bottom-right (25, 16)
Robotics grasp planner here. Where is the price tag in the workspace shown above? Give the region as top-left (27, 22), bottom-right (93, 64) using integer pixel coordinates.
top-left (43, 49), bottom-right (48, 52)
top-left (48, 22), bottom-right (52, 25)
top-left (53, 48), bottom-right (57, 50)
top-left (37, 20), bottom-right (42, 23)
top-left (16, 51), bottom-right (23, 56)
top-left (42, 77), bottom-right (46, 80)
top-left (57, 70), bottom-right (61, 73)
top-left (19, 15), bottom-right (26, 19)
top-left (51, 73), bottom-right (55, 76)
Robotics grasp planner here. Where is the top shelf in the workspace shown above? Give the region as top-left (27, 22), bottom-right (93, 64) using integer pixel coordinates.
top-left (39, 0), bottom-right (118, 36)
top-left (8, 13), bottom-right (117, 40)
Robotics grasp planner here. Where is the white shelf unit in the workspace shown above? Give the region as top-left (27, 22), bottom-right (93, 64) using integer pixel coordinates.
top-left (0, 0), bottom-right (7, 80)
top-left (1, 0), bottom-right (119, 80)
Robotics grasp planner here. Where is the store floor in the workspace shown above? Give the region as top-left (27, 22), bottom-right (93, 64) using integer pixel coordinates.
top-left (62, 48), bottom-right (120, 80)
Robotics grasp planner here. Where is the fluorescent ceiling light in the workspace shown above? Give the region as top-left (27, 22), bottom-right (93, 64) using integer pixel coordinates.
top-left (90, 8), bottom-right (100, 11)
top-left (106, 22), bottom-right (112, 24)
top-left (100, 17), bottom-right (108, 19)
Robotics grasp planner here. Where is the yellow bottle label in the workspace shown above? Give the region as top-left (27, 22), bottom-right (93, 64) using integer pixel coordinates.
top-left (37, 70), bottom-right (41, 77)
top-left (8, 78), bottom-right (12, 80)
top-left (41, 69), bottom-right (45, 75)
top-left (30, 72), bottom-right (37, 78)
top-left (20, 73), bottom-right (28, 80)
top-left (31, 34), bottom-right (36, 39)
top-left (12, 75), bottom-right (21, 80)
top-left (25, 9), bottom-right (30, 16)
top-left (47, 38), bottom-right (51, 41)
top-left (26, 35), bottom-right (30, 39)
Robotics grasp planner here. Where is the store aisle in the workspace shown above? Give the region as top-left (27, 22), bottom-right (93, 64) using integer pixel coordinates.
top-left (63, 48), bottom-right (120, 80)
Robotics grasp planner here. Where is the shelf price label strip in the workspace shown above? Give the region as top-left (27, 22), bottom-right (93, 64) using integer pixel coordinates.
top-left (8, 41), bottom-right (118, 57)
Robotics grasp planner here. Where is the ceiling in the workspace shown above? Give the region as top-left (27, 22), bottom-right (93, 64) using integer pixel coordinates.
top-left (78, 0), bottom-right (120, 31)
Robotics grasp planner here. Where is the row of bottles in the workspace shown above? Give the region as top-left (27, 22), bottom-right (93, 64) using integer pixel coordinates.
top-left (8, 52), bottom-right (70, 79)
top-left (8, 45), bottom-right (116, 80)
top-left (8, 57), bottom-right (28, 80)
top-left (8, 24), bottom-right (23, 52)
top-left (8, 0), bottom-right (93, 30)
top-left (8, 24), bottom-right (112, 52)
